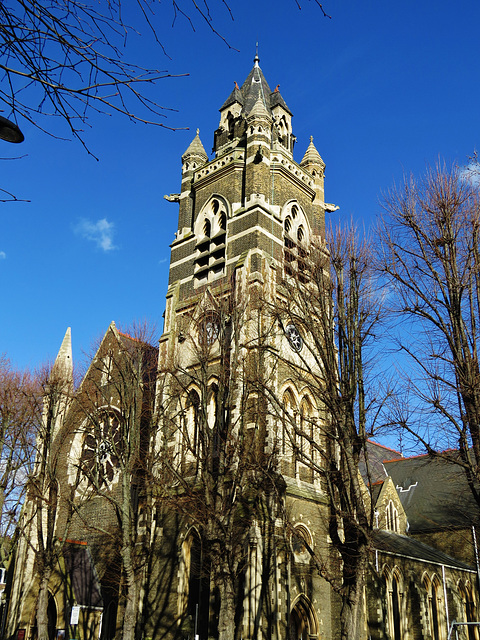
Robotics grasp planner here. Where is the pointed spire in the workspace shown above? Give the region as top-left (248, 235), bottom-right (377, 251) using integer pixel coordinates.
top-left (301, 136), bottom-right (325, 169)
top-left (248, 95), bottom-right (271, 121)
top-left (52, 327), bottom-right (73, 384)
top-left (45, 327), bottom-right (73, 439)
top-left (182, 129), bottom-right (208, 164)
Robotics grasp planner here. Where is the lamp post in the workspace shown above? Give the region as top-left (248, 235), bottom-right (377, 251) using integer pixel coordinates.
top-left (0, 115), bottom-right (24, 143)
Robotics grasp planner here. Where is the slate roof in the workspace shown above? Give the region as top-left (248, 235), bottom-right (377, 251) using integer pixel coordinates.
top-left (371, 529), bottom-right (475, 571)
top-left (182, 129), bottom-right (208, 162)
top-left (359, 440), bottom-right (403, 485)
top-left (384, 454), bottom-right (480, 532)
top-left (300, 137), bottom-right (325, 167)
top-left (220, 55), bottom-right (292, 117)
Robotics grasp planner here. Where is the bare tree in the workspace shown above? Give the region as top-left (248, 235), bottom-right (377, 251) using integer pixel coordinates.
top-left (157, 281), bottom-right (283, 640)
top-left (378, 161), bottom-right (480, 504)
top-left (0, 356), bottom-right (36, 564)
top-left (31, 361), bottom-right (76, 640)
top-left (71, 322), bottom-right (159, 640)
top-left (0, 0), bottom-right (331, 153)
top-left (267, 224), bottom-right (387, 640)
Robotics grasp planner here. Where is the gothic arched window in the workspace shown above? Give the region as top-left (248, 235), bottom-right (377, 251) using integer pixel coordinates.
top-left (385, 500), bottom-right (399, 532)
top-left (281, 389), bottom-right (297, 459)
top-left (185, 390), bottom-right (200, 459)
top-left (459, 581), bottom-right (478, 640)
top-left (292, 524), bottom-right (313, 564)
top-left (179, 529), bottom-right (210, 635)
top-left (282, 202), bottom-right (310, 282)
top-left (194, 197), bottom-right (228, 285)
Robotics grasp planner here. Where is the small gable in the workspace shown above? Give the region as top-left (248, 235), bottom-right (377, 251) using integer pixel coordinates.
top-left (373, 477), bottom-right (408, 535)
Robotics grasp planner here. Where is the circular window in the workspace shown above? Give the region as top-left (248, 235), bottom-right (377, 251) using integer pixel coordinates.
top-left (285, 323), bottom-right (303, 352)
top-left (80, 412), bottom-right (122, 488)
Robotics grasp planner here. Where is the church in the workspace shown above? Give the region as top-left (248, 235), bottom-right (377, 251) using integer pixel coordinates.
top-left (5, 56), bottom-right (480, 640)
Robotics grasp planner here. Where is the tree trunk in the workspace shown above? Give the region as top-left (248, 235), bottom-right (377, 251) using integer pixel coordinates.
top-left (217, 577), bottom-right (237, 640)
top-left (340, 546), bottom-right (367, 640)
top-left (121, 543), bottom-right (138, 640)
top-left (36, 566), bottom-right (52, 640)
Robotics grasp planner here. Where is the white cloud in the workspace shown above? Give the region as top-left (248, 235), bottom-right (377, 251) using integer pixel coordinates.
top-left (460, 162), bottom-right (480, 188)
top-left (0, 251), bottom-right (6, 260)
top-left (74, 218), bottom-right (117, 251)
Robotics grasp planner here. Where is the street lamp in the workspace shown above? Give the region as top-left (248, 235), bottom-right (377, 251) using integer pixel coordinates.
top-left (0, 115), bottom-right (24, 143)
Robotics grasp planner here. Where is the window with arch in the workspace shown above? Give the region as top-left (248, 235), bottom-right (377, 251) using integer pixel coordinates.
top-left (384, 568), bottom-right (404, 640)
top-left (184, 389), bottom-right (200, 460)
top-left (194, 197), bottom-right (228, 284)
top-left (276, 114), bottom-right (291, 151)
top-left (424, 574), bottom-right (445, 640)
top-left (292, 524), bottom-right (313, 564)
top-left (459, 581), bottom-right (478, 640)
top-left (281, 389), bottom-right (297, 458)
top-left (298, 397), bottom-right (316, 481)
top-left (207, 383), bottom-right (218, 430)
top-left (385, 500), bottom-right (399, 533)
top-left (283, 202), bottom-right (310, 281)
top-left (178, 528), bottom-right (210, 634)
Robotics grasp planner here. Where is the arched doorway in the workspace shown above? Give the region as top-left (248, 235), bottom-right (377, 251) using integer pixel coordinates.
top-left (290, 595), bottom-right (318, 640)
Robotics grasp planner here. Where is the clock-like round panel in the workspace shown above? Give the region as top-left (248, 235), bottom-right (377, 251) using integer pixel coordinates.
top-left (285, 323), bottom-right (303, 352)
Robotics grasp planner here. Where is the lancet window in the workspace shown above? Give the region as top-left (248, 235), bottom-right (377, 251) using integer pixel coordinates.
top-left (423, 574), bottom-right (445, 640)
top-left (384, 568), bottom-right (404, 640)
top-left (385, 500), bottom-right (399, 533)
top-left (459, 581), bottom-right (478, 640)
top-left (281, 389), bottom-right (297, 458)
top-left (184, 389), bottom-right (200, 461)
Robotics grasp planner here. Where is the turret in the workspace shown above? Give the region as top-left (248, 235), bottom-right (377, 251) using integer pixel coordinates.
top-left (176, 129), bottom-right (209, 237)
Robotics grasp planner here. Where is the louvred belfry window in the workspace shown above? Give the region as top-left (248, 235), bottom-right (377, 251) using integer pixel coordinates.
top-left (283, 202), bottom-right (310, 282)
top-left (194, 198), bottom-right (228, 284)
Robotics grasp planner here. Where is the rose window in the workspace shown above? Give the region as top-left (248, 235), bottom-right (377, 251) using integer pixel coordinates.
top-left (80, 412), bottom-right (122, 488)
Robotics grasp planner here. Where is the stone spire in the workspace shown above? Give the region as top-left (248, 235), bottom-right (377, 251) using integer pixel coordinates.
top-left (300, 136), bottom-right (325, 169)
top-left (248, 95), bottom-right (272, 122)
top-left (47, 327), bottom-right (73, 438)
top-left (181, 129), bottom-right (208, 164)
top-left (52, 327), bottom-right (73, 384)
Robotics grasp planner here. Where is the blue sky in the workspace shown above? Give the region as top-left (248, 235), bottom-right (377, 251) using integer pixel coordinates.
top-left (1, 0), bottom-right (480, 373)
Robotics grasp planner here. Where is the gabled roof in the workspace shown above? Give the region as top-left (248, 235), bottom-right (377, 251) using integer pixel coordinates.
top-left (219, 55), bottom-right (292, 117)
top-left (220, 83), bottom-right (244, 111)
top-left (385, 453), bottom-right (480, 532)
top-left (371, 529), bottom-right (475, 571)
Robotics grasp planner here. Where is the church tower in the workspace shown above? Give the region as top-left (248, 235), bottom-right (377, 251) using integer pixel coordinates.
top-left (158, 56), bottom-right (333, 640)
top-left (162, 53), bottom-right (326, 341)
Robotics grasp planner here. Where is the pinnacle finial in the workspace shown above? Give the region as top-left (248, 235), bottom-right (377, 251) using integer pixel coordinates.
top-left (196, 128), bottom-right (200, 135)
top-left (254, 42), bottom-right (259, 67)
top-left (310, 136), bottom-right (314, 143)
